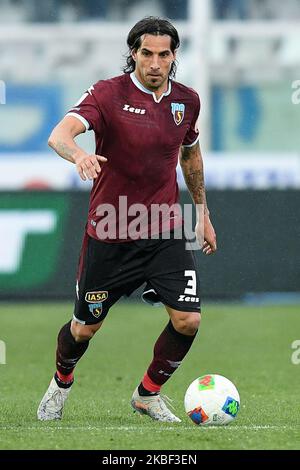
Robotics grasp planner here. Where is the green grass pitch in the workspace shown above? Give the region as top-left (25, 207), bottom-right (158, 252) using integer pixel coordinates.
top-left (0, 301), bottom-right (299, 450)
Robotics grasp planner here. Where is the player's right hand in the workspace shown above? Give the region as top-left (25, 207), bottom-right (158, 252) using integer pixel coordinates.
top-left (74, 153), bottom-right (108, 181)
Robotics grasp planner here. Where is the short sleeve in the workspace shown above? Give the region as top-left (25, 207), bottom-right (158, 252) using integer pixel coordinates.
top-left (182, 94), bottom-right (200, 147)
top-left (66, 84), bottom-right (104, 136)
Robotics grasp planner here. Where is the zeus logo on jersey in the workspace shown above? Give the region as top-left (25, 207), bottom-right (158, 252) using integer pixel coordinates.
top-left (123, 104), bottom-right (146, 114)
top-left (171, 102), bottom-right (185, 125)
top-left (85, 291), bottom-right (108, 303)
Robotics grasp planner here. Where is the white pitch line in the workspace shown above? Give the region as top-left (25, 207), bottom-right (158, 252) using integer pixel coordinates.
top-left (0, 425), bottom-right (299, 431)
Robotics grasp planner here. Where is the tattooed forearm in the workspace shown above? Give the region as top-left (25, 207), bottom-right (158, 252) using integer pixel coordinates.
top-left (48, 135), bottom-right (85, 164)
top-left (183, 169), bottom-right (209, 215)
top-left (180, 143), bottom-right (199, 162)
top-left (48, 116), bottom-right (87, 164)
top-left (52, 141), bottom-right (77, 163)
top-left (184, 169), bottom-right (206, 204)
top-left (180, 143), bottom-right (209, 215)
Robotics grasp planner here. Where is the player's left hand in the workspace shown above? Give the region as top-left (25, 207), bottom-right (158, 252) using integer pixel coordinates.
top-left (202, 214), bottom-right (217, 255)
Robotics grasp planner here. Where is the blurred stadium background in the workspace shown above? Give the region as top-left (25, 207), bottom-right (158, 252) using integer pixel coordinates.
top-left (0, 0), bottom-right (299, 302)
top-left (1, 0), bottom-right (300, 451)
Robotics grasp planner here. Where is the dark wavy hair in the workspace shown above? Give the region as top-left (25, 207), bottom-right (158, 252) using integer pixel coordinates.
top-left (123, 17), bottom-right (180, 79)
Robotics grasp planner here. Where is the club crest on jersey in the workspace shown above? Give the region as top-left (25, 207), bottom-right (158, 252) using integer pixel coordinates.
top-left (171, 102), bottom-right (185, 125)
top-left (85, 291), bottom-right (108, 303)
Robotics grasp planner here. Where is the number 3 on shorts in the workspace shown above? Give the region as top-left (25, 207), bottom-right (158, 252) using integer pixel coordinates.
top-left (184, 270), bottom-right (197, 296)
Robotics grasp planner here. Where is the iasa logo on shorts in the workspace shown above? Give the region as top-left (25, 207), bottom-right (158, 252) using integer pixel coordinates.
top-left (88, 302), bottom-right (102, 318)
top-left (171, 102), bottom-right (185, 125)
top-left (85, 291), bottom-right (108, 303)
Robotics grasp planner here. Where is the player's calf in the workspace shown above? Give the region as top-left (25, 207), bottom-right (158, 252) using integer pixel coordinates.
top-left (37, 320), bottom-right (102, 421)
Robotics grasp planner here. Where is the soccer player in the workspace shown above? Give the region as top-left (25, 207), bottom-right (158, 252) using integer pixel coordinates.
top-left (37, 16), bottom-right (217, 423)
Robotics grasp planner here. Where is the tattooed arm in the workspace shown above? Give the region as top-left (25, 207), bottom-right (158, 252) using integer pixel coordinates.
top-left (180, 142), bottom-right (217, 255)
top-left (48, 115), bottom-right (107, 181)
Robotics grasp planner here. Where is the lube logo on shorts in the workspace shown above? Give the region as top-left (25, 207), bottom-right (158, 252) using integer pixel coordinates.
top-left (85, 291), bottom-right (108, 303)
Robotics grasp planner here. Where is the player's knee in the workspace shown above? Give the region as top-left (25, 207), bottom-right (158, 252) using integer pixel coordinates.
top-left (184, 312), bottom-right (201, 335)
top-left (71, 321), bottom-right (101, 342)
top-left (72, 328), bottom-right (94, 342)
top-left (173, 312), bottom-right (201, 336)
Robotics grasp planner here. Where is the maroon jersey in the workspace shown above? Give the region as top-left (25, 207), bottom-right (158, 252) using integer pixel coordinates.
top-left (67, 73), bottom-right (200, 242)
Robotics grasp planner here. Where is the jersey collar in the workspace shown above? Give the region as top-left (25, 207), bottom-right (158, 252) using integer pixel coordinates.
top-left (130, 72), bottom-right (172, 103)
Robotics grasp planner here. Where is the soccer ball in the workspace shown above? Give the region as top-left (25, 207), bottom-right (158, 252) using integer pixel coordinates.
top-left (184, 374), bottom-right (240, 426)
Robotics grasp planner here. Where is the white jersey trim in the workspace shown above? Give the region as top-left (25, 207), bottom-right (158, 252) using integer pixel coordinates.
top-left (130, 72), bottom-right (172, 103)
top-left (66, 112), bottom-right (90, 131)
top-left (182, 135), bottom-right (200, 148)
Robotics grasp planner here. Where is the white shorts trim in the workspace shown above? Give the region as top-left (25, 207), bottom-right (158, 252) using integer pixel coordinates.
top-left (141, 288), bottom-right (163, 307)
top-left (72, 314), bottom-right (86, 325)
